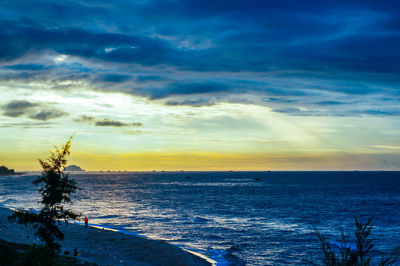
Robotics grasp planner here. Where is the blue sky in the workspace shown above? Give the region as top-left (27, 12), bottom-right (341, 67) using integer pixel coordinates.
top-left (0, 0), bottom-right (399, 170)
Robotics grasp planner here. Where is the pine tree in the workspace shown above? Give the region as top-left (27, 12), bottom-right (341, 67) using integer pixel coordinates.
top-left (9, 136), bottom-right (80, 250)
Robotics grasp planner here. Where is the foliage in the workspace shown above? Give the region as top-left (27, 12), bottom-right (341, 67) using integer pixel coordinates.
top-left (0, 238), bottom-right (96, 266)
top-left (0, 238), bottom-right (20, 266)
top-left (16, 244), bottom-right (60, 266)
top-left (9, 136), bottom-right (80, 251)
top-left (314, 217), bottom-right (400, 265)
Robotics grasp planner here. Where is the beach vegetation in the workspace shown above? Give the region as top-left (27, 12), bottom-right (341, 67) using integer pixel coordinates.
top-left (0, 239), bottom-right (96, 266)
top-left (8, 136), bottom-right (80, 251)
top-left (314, 217), bottom-right (400, 265)
top-left (14, 244), bottom-right (60, 266)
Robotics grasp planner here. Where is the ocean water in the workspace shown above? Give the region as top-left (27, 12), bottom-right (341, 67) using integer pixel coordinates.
top-left (1, 171), bottom-right (400, 265)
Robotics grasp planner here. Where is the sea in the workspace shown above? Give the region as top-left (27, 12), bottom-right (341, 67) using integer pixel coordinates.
top-left (1, 171), bottom-right (400, 265)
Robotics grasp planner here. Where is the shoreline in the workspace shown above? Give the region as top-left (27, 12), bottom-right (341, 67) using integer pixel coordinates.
top-left (72, 220), bottom-right (217, 266)
top-left (0, 207), bottom-right (213, 266)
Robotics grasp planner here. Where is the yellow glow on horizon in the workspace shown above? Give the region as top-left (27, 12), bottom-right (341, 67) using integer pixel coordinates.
top-left (2, 150), bottom-right (399, 172)
top-left (67, 151), bottom-right (400, 171)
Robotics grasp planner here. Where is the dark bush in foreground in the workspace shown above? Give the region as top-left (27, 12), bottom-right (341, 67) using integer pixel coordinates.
top-left (16, 244), bottom-right (60, 266)
top-left (0, 238), bottom-right (20, 265)
top-left (0, 238), bottom-right (96, 266)
top-left (0, 240), bottom-right (58, 266)
top-left (314, 217), bottom-right (400, 265)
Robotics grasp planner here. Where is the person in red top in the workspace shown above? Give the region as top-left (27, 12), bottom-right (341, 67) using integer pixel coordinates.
top-left (84, 216), bottom-right (88, 228)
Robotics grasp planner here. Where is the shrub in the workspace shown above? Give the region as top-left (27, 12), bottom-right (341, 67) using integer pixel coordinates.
top-left (15, 244), bottom-right (61, 266)
top-left (0, 239), bottom-right (19, 266)
top-left (314, 217), bottom-right (400, 265)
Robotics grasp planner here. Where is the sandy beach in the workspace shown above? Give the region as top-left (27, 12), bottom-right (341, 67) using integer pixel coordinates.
top-left (0, 207), bottom-right (212, 266)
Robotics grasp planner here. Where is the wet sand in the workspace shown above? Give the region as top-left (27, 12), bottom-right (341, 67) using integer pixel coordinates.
top-left (0, 207), bottom-right (212, 265)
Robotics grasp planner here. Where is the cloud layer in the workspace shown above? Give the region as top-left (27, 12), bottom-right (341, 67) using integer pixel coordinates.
top-left (0, 0), bottom-right (399, 116)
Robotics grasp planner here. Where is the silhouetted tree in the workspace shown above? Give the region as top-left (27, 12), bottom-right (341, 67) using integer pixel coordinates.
top-left (9, 136), bottom-right (80, 251)
top-left (314, 217), bottom-right (400, 265)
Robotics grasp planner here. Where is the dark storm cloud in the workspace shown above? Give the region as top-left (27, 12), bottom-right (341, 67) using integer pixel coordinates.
top-left (74, 115), bottom-right (142, 127)
top-left (29, 110), bottom-right (68, 121)
top-left (2, 100), bottom-right (39, 117)
top-left (73, 115), bottom-right (95, 123)
top-left (2, 100), bottom-right (68, 120)
top-left (95, 119), bottom-right (142, 127)
top-left (4, 100), bottom-right (39, 111)
top-left (1, 0), bottom-right (399, 116)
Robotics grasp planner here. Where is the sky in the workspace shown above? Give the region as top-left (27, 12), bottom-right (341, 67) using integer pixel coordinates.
top-left (0, 0), bottom-right (399, 171)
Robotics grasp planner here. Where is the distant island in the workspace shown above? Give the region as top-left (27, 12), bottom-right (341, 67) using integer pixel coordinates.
top-left (64, 165), bottom-right (85, 172)
top-left (0, 165), bottom-right (15, 176)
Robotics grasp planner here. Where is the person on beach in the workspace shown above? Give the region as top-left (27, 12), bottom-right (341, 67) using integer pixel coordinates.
top-left (84, 216), bottom-right (88, 228)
